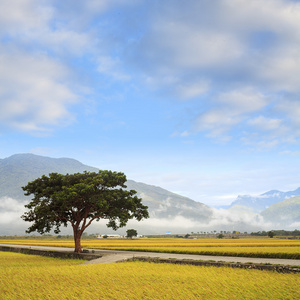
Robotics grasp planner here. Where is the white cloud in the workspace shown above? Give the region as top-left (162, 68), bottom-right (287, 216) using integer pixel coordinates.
top-left (85, 0), bottom-right (138, 12)
top-left (1, 0), bottom-right (300, 145)
top-left (254, 139), bottom-right (280, 149)
top-left (0, 0), bottom-right (94, 56)
top-left (221, 0), bottom-right (300, 32)
top-left (0, 197), bottom-right (26, 224)
top-left (137, 0), bottom-right (300, 81)
top-left (280, 150), bottom-right (300, 156)
top-left (97, 56), bottom-right (131, 81)
top-left (125, 0), bottom-right (300, 145)
top-left (0, 0), bottom-right (139, 136)
top-left (175, 80), bottom-right (210, 100)
top-left (146, 76), bottom-right (210, 100)
top-left (218, 89), bottom-right (268, 114)
top-left (277, 100), bottom-right (300, 125)
top-left (0, 0), bottom-right (52, 35)
top-left (193, 88), bottom-right (269, 138)
top-left (36, 29), bottom-right (93, 56)
top-left (0, 48), bottom-right (77, 133)
top-left (0, 1), bottom-right (95, 134)
top-left (195, 110), bottom-right (238, 138)
top-left (153, 23), bottom-right (244, 69)
top-left (248, 116), bottom-right (282, 131)
top-left (124, 209), bottom-right (274, 233)
top-left (256, 48), bottom-right (300, 92)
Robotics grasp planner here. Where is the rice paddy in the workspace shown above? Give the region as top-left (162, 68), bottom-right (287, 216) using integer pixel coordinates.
top-left (0, 251), bottom-right (299, 299)
top-left (1, 238), bottom-right (300, 259)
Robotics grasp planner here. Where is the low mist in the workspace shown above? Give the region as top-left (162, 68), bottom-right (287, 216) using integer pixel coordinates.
top-left (0, 196), bottom-right (297, 237)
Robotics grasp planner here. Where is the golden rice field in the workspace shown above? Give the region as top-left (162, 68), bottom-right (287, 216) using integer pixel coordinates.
top-left (1, 238), bottom-right (300, 259)
top-left (0, 251), bottom-right (299, 299)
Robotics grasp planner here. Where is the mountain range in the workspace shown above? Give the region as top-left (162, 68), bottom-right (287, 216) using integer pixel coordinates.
top-left (0, 153), bottom-right (212, 235)
top-left (0, 153), bottom-right (299, 235)
top-left (0, 154), bottom-right (98, 200)
top-left (229, 188), bottom-right (300, 213)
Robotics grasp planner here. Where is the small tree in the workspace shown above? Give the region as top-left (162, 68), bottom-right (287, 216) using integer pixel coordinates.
top-left (126, 229), bottom-right (138, 239)
top-left (268, 231), bottom-right (275, 238)
top-left (21, 171), bottom-right (149, 253)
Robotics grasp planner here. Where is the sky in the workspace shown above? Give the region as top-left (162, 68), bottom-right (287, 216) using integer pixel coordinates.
top-left (1, 0), bottom-right (300, 207)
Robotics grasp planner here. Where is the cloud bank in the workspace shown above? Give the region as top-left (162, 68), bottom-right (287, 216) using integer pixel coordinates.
top-left (128, 0), bottom-right (300, 145)
top-left (0, 196), bottom-right (288, 236)
top-left (1, 0), bottom-right (300, 145)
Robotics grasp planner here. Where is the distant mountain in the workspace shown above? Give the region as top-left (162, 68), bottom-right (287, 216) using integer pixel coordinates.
top-left (261, 196), bottom-right (300, 225)
top-left (0, 153), bottom-right (98, 200)
top-left (229, 188), bottom-right (300, 213)
top-left (126, 180), bottom-right (212, 221)
top-left (0, 153), bottom-right (212, 224)
top-left (1, 153), bottom-right (298, 235)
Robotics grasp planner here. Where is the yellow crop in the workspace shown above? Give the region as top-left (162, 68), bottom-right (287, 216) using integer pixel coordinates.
top-left (1, 238), bottom-right (300, 259)
top-left (0, 251), bottom-right (299, 299)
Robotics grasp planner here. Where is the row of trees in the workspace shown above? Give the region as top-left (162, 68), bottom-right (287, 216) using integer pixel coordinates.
top-left (251, 230), bottom-right (300, 237)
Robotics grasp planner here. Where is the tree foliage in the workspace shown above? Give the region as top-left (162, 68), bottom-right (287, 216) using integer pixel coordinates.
top-left (268, 231), bottom-right (275, 238)
top-left (21, 171), bottom-right (149, 252)
top-left (126, 229), bottom-right (138, 239)
top-left (251, 230), bottom-right (300, 237)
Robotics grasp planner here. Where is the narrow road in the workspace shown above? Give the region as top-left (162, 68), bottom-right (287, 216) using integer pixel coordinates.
top-left (1, 243), bottom-right (300, 266)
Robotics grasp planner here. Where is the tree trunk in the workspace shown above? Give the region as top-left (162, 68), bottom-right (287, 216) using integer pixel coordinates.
top-left (73, 229), bottom-right (83, 253)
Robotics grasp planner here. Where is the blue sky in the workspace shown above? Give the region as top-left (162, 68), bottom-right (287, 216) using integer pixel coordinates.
top-left (1, 0), bottom-right (300, 206)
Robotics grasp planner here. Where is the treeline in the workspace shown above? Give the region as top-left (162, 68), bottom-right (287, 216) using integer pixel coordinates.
top-left (0, 232), bottom-right (97, 240)
top-left (251, 230), bottom-right (300, 237)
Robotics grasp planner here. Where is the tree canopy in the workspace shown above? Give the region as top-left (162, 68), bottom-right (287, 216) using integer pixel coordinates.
top-left (21, 170), bottom-right (149, 253)
top-left (126, 229), bottom-right (138, 239)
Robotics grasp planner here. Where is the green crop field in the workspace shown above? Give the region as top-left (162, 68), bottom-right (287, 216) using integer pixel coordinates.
top-left (0, 251), bottom-right (299, 299)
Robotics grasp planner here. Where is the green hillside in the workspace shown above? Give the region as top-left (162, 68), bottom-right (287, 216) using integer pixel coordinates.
top-left (261, 196), bottom-right (300, 224)
top-left (0, 153), bottom-right (98, 200)
top-left (126, 180), bottom-right (212, 221)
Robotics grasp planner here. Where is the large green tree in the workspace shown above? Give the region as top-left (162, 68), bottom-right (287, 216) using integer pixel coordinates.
top-left (126, 229), bottom-right (138, 239)
top-left (21, 171), bottom-right (149, 253)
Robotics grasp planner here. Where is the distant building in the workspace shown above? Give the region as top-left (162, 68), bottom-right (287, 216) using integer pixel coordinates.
top-left (96, 234), bottom-right (123, 239)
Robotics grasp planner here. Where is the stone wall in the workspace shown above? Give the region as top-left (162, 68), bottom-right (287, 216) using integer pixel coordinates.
top-left (126, 257), bottom-right (300, 274)
top-left (0, 245), bottom-right (102, 260)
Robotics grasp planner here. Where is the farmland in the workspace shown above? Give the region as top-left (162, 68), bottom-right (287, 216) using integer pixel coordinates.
top-left (1, 237), bottom-right (300, 259)
top-left (0, 251), bottom-right (299, 299)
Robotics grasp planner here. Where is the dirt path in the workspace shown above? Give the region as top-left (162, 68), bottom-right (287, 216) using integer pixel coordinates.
top-left (1, 243), bottom-right (300, 266)
top-left (81, 249), bottom-right (300, 266)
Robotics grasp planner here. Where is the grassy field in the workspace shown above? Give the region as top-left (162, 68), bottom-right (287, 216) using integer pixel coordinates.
top-left (0, 251), bottom-right (299, 299)
top-left (1, 238), bottom-right (300, 259)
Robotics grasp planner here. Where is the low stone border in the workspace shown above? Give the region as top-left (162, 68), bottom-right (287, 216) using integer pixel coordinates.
top-left (125, 257), bottom-right (300, 274)
top-left (0, 245), bottom-right (102, 261)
